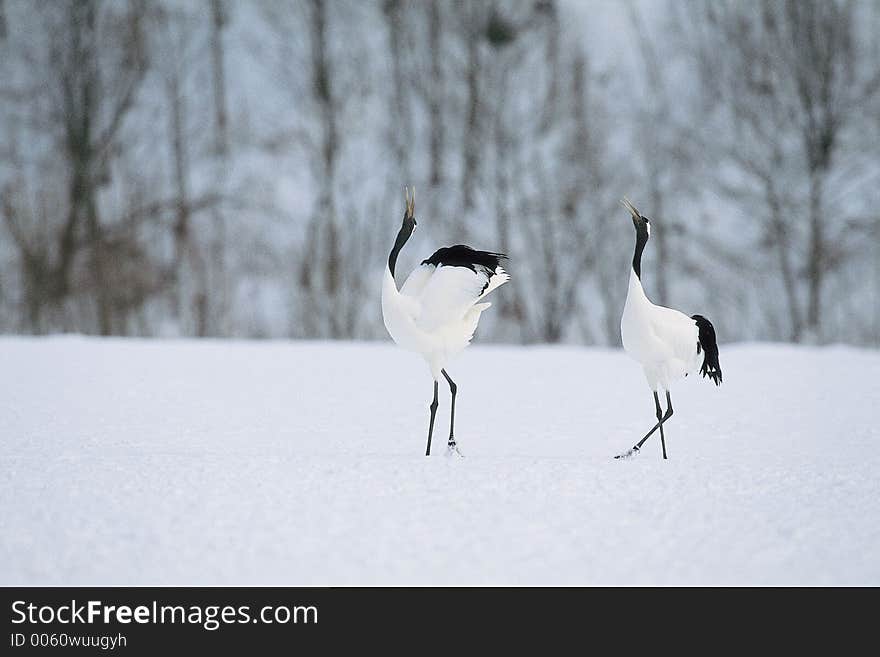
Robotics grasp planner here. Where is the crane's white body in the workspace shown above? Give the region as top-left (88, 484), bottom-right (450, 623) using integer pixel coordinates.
top-left (382, 262), bottom-right (509, 380)
top-left (621, 269), bottom-right (702, 393)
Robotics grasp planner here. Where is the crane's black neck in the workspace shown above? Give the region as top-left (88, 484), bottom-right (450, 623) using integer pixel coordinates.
top-left (388, 222), bottom-right (414, 277)
top-left (632, 225), bottom-right (648, 280)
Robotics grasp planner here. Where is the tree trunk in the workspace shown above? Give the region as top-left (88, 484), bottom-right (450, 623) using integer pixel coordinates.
top-left (805, 168), bottom-right (824, 338)
top-left (309, 0), bottom-right (341, 337)
top-left (384, 0), bottom-right (410, 182)
top-left (70, 0), bottom-right (113, 335)
top-left (210, 0), bottom-right (229, 336)
top-left (167, 47), bottom-right (209, 337)
top-left (0, 0), bottom-right (7, 40)
top-left (540, 0), bottom-right (559, 132)
top-left (650, 177), bottom-right (669, 305)
top-left (491, 59), bottom-right (525, 337)
top-left (763, 175), bottom-right (803, 341)
top-left (210, 0), bottom-right (228, 158)
top-left (428, 1), bottom-right (443, 186)
top-left (461, 12), bottom-right (480, 216)
top-left (87, 190), bottom-right (112, 336)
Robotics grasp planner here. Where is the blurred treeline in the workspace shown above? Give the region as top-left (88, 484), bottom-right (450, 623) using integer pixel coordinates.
top-left (1, 0), bottom-right (878, 344)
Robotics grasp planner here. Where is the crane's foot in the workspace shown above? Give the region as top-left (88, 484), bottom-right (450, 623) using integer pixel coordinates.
top-left (614, 445), bottom-right (640, 460)
top-left (446, 439), bottom-right (464, 458)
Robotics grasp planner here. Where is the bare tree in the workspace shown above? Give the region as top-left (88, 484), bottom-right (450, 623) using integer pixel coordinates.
top-left (677, 0), bottom-right (880, 341)
top-left (1, 1), bottom-right (149, 334)
top-left (0, 0), bottom-right (876, 346)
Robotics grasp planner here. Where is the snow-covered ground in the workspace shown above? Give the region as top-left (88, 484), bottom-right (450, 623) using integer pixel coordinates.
top-left (2, 337), bottom-right (878, 585)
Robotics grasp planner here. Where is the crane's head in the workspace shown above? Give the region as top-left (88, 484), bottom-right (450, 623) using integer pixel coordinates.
top-left (621, 197), bottom-right (650, 240)
top-left (402, 186), bottom-right (417, 232)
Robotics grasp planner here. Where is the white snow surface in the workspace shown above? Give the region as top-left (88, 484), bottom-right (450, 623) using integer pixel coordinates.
top-left (2, 337), bottom-right (878, 586)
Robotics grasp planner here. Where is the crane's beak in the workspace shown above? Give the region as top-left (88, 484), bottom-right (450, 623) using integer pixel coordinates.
top-left (404, 186), bottom-right (416, 222)
top-left (620, 197), bottom-right (641, 222)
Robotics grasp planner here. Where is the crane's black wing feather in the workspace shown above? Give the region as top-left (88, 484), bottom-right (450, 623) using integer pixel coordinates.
top-left (422, 245), bottom-right (508, 296)
top-left (422, 245), bottom-right (507, 273)
top-left (693, 314), bottom-right (722, 386)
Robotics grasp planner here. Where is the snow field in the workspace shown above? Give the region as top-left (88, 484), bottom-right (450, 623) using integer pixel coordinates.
top-left (1, 337), bottom-right (878, 585)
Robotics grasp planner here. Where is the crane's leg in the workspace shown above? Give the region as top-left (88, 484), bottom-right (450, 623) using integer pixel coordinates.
top-left (615, 391), bottom-right (674, 459)
top-left (426, 381), bottom-right (439, 456)
top-left (442, 369), bottom-right (462, 457)
top-left (664, 392), bottom-right (674, 456)
top-left (655, 392), bottom-right (668, 460)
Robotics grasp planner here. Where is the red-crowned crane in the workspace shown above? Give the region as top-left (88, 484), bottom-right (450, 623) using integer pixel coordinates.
top-left (382, 188), bottom-right (510, 457)
top-left (616, 198), bottom-right (722, 460)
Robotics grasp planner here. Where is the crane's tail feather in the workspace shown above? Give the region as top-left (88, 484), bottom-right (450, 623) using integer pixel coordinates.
top-left (693, 314), bottom-right (722, 386)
